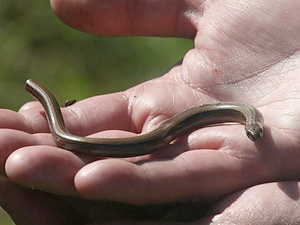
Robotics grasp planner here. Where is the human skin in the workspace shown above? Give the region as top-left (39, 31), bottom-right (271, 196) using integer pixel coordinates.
top-left (1, 0), bottom-right (300, 224)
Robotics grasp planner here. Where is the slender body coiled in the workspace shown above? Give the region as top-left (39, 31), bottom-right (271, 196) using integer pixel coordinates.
top-left (25, 79), bottom-right (263, 157)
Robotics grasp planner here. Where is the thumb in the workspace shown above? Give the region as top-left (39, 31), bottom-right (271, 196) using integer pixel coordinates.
top-left (50, 0), bottom-right (197, 37)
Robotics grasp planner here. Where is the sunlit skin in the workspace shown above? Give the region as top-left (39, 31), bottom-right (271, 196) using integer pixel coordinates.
top-left (2, 0), bottom-right (300, 224)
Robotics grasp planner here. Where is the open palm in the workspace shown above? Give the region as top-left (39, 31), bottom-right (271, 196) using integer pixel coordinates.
top-left (2, 0), bottom-right (300, 224)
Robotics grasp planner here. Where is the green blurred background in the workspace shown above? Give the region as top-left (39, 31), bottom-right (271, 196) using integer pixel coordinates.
top-left (0, 1), bottom-right (192, 224)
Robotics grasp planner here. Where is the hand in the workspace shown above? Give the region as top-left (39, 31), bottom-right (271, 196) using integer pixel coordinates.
top-left (2, 0), bottom-right (300, 223)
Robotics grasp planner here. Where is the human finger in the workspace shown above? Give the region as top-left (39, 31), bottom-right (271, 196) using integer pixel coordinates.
top-left (0, 129), bottom-right (42, 174)
top-left (19, 92), bottom-right (133, 137)
top-left (0, 109), bottom-right (32, 132)
top-left (50, 0), bottom-right (198, 37)
top-left (5, 146), bottom-right (85, 196)
top-left (74, 144), bottom-right (263, 205)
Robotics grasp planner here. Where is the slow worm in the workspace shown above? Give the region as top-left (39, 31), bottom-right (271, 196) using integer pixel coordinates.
top-left (25, 79), bottom-right (263, 157)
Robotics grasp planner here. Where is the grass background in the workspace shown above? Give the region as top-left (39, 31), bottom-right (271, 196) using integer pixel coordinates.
top-left (0, 1), bottom-right (193, 224)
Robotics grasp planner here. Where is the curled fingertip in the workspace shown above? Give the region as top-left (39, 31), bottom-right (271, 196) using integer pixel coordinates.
top-left (6, 146), bottom-right (84, 196)
top-left (75, 159), bottom-right (138, 202)
top-left (18, 101), bottom-right (41, 112)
